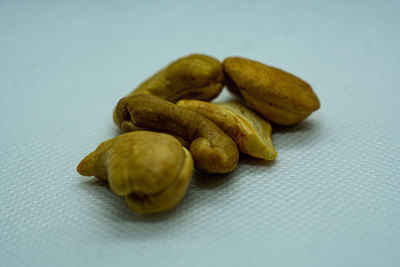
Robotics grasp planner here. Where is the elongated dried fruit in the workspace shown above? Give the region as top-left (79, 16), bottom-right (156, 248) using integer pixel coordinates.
top-left (77, 131), bottom-right (193, 214)
top-left (177, 100), bottom-right (277, 160)
top-left (223, 57), bottom-right (320, 125)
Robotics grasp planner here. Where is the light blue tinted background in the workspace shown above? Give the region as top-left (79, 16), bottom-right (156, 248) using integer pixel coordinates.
top-left (1, 0), bottom-right (399, 266)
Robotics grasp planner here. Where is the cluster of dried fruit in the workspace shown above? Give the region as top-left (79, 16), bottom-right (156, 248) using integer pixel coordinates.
top-left (77, 54), bottom-right (320, 214)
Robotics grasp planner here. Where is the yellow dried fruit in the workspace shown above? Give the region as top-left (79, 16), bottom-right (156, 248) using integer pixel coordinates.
top-left (77, 131), bottom-right (193, 214)
top-left (177, 100), bottom-right (277, 160)
top-left (223, 57), bottom-right (320, 125)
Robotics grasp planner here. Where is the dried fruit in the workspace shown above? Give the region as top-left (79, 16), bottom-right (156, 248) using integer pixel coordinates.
top-left (77, 131), bottom-right (193, 214)
top-left (114, 94), bottom-right (239, 174)
top-left (223, 57), bottom-right (320, 125)
top-left (177, 100), bottom-right (277, 160)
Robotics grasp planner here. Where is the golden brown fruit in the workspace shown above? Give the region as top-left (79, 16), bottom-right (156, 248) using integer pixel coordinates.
top-left (77, 131), bottom-right (193, 214)
top-left (114, 94), bottom-right (239, 174)
top-left (129, 54), bottom-right (224, 102)
top-left (177, 100), bottom-right (277, 160)
top-left (223, 57), bottom-right (320, 125)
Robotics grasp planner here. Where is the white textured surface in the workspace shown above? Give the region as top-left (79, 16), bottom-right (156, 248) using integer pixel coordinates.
top-left (1, 1), bottom-right (400, 266)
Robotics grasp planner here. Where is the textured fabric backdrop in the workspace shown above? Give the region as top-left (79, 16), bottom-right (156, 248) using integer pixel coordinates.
top-left (1, 1), bottom-right (399, 266)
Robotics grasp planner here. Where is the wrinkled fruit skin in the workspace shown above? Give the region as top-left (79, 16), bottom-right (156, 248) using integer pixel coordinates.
top-left (77, 131), bottom-right (193, 214)
top-left (114, 94), bottom-right (239, 174)
top-left (177, 100), bottom-right (277, 160)
top-left (223, 57), bottom-right (320, 125)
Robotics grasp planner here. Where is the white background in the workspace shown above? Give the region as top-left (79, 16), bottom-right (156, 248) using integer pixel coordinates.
top-left (1, 1), bottom-right (399, 266)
